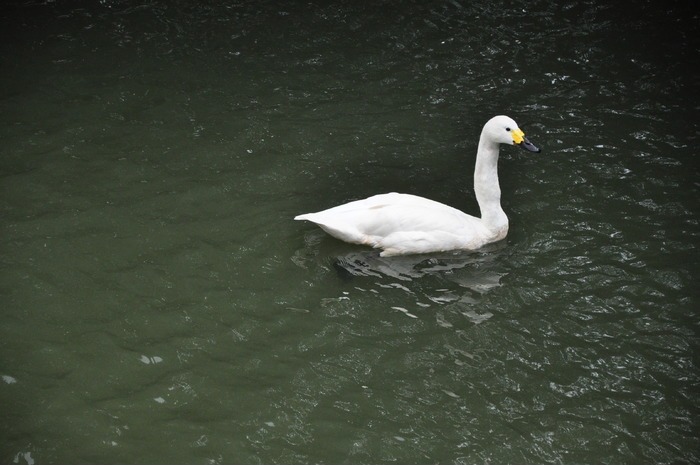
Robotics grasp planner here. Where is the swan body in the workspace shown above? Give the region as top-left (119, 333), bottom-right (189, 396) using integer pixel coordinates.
top-left (295, 115), bottom-right (541, 257)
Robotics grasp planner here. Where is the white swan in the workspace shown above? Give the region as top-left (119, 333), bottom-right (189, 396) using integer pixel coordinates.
top-left (295, 115), bottom-right (541, 257)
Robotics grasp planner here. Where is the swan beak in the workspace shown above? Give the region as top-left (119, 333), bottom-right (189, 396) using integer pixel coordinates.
top-left (519, 136), bottom-right (541, 153)
top-left (512, 129), bottom-right (541, 153)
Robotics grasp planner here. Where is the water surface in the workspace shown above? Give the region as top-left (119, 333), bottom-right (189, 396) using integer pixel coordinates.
top-left (1, 1), bottom-right (698, 464)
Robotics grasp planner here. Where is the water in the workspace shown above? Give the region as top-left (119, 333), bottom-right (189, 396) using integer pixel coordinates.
top-left (1, 1), bottom-right (698, 464)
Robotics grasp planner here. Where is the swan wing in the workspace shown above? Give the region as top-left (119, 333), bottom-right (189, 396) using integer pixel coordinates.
top-left (295, 193), bottom-right (489, 254)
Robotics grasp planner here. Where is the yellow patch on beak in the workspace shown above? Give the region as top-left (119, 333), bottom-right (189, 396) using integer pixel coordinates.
top-left (511, 128), bottom-right (525, 144)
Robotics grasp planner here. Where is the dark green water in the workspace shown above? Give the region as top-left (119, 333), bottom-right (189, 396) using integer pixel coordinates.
top-left (1, 1), bottom-right (698, 464)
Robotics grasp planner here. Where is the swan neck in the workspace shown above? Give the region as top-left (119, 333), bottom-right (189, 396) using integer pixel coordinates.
top-left (473, 136), bottom-right (508, 233)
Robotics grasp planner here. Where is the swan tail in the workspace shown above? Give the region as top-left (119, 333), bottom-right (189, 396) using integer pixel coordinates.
top-left (295, 213), bottom-right (374, 246)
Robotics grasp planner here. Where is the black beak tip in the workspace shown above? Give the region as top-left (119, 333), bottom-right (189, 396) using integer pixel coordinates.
top-left (519, 137), bottom-right (541, 153)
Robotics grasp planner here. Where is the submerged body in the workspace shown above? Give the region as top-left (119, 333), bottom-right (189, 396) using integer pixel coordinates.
top-left (295, 115), bottom-right (541, 257)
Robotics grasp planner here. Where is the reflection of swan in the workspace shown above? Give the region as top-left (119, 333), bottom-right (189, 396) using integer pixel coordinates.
top-left (295, 115), bottom-right (541, 257)
top-left (331, 248), bottom-right (505, 293)
top-left (290, 236), bottom-right (504, 325)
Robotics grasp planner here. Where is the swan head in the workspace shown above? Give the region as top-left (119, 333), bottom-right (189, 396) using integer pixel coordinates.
top-left (484, 115), bottom-right (541, 153)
